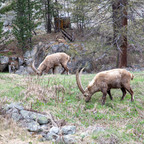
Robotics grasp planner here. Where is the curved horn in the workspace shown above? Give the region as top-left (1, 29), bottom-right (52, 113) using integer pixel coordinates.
top-left (31, 60), bottom-right (40, 75)
top-left (76, 67), bottom-right (85, 94)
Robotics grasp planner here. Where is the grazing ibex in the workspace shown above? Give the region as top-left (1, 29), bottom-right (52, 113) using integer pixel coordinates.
top-left (31, 52), bottom-right (70, 76)
top-left (76, 68), bottom-right (134, 105)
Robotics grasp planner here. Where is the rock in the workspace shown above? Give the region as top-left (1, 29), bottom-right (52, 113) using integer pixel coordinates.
top-left (15, 66), bottom-right (27, 75)
top-left (20, 110), bottom-right (40, 120)
top-left (40, 124), bottom-right (50, 132)
top-left (3, 103), bottom-right (23, 122)
top-left (20, 110), bottom-right (51, 125)
top-left (49, 127), bottom-right (60, 134)
top-left (27, 121), bottom-right (42, 132)
top-left (63, 135), bottom-right (76, 144)
top-left (45, 127), bottom-right (60, 141)
top-left (26, 66), bottom-right (35, 75)
top-left (0, 56), bottom-right (9, 72)
top-left (35, 23), bottom-right (45, 32)
top-left (3, 20), bottom-right (9, 26)
top-left (33, 43), bottom-right (45, 67)
top-left (15, 66), bottom-right (34, 75)
top-left (61, 126), bottom-right (76, 135)
top-left (37, 115), bottom-right (50, 125)
top-left (51, 43), bottom-right (69, 53)
top-left (57, 135), bottom-right (76, 144)
top-left (51, 44), bottom-right (59, 52)
top-left (11, 112), bottom-right (23, 122)
top-left (24, 49), bottom-right (36, 59)
top-left (18, 57), bottom-right (25, 65)
top-left (4, 103), bottom-right (24, 111)
top-left (15, 66), bottom-right (35, 75)
top-left (20, 110), bottom-right (31, 119)
top-left (0, 56), bottom-right (9, 64)
top-left (45, 132), bottom-right (59, 141)
top-left (0, 64), bottom-right (7, 72)
top-left (20, 110), bottom-right (41, 120)
top-left (73, 58), bottom-right (93, 73)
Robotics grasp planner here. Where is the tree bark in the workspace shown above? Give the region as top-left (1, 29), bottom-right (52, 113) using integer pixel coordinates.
top-left (118, 0), bottom-right (128, 68)
top-left (28, 0), bottom-right (32, 47)
top-left (54, 0), bottom-right (60, 32)
top-left (46, 0), bottom-right (51, 33)
top-left (112, 0), bottom-right (128, 68)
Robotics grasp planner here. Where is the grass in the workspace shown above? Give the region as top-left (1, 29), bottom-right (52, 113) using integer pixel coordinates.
top-left (0, 72), bottom-right (144, 144)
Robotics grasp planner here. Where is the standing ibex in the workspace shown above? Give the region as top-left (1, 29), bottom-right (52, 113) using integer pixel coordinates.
top-left (31, 52), bottom-right (70, 76)
top-left (76, 68), bottom-right (134, 105)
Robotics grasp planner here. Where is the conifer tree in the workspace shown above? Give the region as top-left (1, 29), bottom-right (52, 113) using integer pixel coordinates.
top-left (12, 0), bottom-right (38, 52)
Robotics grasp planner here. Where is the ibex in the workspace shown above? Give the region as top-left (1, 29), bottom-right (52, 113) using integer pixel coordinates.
top-left (76, 68), bottom-right (134, 105)
top-left (31, 52), bottom-right (70, 76)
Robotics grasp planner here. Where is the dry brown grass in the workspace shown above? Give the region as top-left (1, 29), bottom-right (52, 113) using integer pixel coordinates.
top-left (21, 76), bottom-right (65, 104)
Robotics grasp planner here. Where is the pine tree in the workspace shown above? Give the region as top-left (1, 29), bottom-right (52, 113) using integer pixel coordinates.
top-left (0, 1), bottom-right (3, 41)
top-left (12, 0), bottom-right (38, 52)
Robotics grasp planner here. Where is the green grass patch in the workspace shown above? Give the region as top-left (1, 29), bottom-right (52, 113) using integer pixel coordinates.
top-left (0, 71), bottom-right (144, 143)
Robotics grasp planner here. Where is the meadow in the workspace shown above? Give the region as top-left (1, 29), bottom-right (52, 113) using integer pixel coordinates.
top-left (0, 71), bottom-right (144, 144)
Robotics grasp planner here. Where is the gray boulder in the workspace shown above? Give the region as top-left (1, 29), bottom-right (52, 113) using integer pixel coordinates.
top-left (45, 132), bottom-right (59, 141)
top-left (4, 103), bottom-right (24, 111)
top-left (61, 126), bottom-right (76, 135)
top-left (0, 56), bottom-right (9, 72)
top-left (45, 126), bottom-right (60, 141)
top-left (26, 120), bottom-right (42, 132)
top-left (63, 135), bottom-right (76, 144)
top-left (49, 126), bottom-right (60, 134)
top-left (20, 110), bottom-right (32, 119)
top-left (15, 66), bottom-right (34, 75)
top-left (11, 112), bottom-right (23, 122)
top-left (37, 115), bottom-right (50, 125)
top-left (56, 135), bottom-right (76, 144)
top-left (20, 110), bottom-right (50, 125)
top-left (0, 56), bottom-right (9, 64)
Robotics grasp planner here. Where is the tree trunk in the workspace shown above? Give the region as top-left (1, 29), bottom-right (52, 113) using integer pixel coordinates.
top-left (118, 0), bottom-right (128, 68)
top-left (54, 0), bottom-right (60, 32)
top-left (46, 0), bottom-right (51, 33)
top-left (28, 0), bottom-right (32, 47)
top-left (112, 0), bottom-right (128, 68)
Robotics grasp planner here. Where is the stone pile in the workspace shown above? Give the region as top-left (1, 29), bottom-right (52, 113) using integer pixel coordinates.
top-left (2, 103), bottom-right (76, 144)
